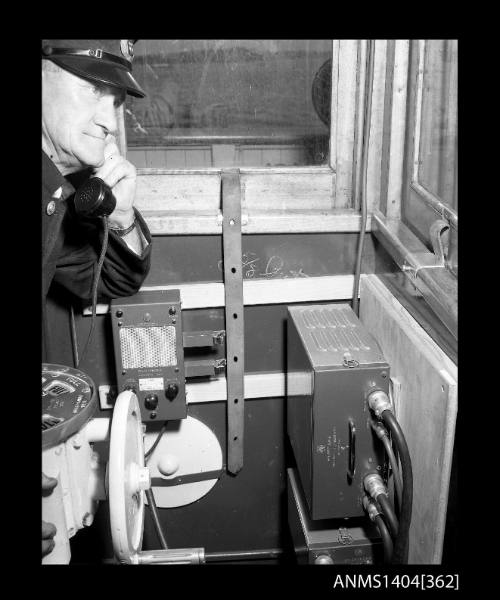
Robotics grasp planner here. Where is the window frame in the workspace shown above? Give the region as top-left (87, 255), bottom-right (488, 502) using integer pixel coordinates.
top-left (118, 40), bottom-right (371, 235)
top-left (401, 40), bottom-right (458, 274)
top-left (372, 39), bottom-right (457, 342)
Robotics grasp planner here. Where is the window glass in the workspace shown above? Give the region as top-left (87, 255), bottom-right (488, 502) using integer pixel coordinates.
top-left (125, 40), bottom-right (332, 168)
top-left (418, 40), bottom-right (457, 211)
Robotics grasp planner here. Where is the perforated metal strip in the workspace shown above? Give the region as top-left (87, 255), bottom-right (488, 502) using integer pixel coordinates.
top-left (221, 170), bottom-right (245, 474)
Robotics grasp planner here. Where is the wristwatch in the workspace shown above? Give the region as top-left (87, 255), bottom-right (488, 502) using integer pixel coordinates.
top-left (109, 218), bottom-right (137, 237)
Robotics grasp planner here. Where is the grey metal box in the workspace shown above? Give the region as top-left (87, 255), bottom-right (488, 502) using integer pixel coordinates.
top-left (110, 290), bottom-right (186, 422)
top-left (287, 468), bottom-right (382, 564)
top-left (287, 303), bottom-right (389, 520)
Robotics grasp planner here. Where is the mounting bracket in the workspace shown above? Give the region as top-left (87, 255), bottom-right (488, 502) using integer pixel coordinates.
top-left (221, 169), bottom-right (245, 474)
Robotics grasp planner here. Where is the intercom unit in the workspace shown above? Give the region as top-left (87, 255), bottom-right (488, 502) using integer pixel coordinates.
top-left (110, 290), bottom-right (186, 422)
top-left (287, 303), bottom-right (389, 520)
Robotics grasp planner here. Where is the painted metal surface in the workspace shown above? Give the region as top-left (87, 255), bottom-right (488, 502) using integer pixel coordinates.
top-left (140, 398), bottom-right (289, 554)
top-left (287, 304), bottom-right (388, 520)
top-left (139, 232), bottom-right (376, 286)
top-left (221, 170), bottom-right (245, 474)
top-left (144, 416), bottom-right (223, 508)
top-left (48, 232), bottom-right (378, 559)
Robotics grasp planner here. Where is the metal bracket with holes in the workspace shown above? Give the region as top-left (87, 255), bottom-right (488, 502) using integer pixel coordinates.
top-left (221, 170), bottom-right (245, 474)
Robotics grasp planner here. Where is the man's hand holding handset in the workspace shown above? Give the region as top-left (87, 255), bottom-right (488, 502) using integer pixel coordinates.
top-left (93, 135), bottom-right (146, 255)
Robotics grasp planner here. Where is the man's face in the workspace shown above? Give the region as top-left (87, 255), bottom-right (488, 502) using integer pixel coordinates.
top-left (42, 65), bottom-right (126, 170)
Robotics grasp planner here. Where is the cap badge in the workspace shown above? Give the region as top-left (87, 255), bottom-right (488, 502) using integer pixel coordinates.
top-left (120, 40), bottom-right (134, 62)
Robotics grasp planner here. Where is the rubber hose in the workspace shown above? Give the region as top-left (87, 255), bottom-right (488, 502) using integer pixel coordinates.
top-left (380, 432), bottom-right (403, 509)
top-left (382, 409), bottom-right (413, 564)
top-left (374, 513), bottom-right (393, 564)
top-left (377, 493), bottom-right (399, 539)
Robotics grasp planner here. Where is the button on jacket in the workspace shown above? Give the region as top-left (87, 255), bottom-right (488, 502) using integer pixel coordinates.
top-left (42, 150), bottom-right (152, 361)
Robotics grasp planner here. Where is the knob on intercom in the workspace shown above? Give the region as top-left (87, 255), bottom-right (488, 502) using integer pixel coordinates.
top-left (144, 394), bottom-right (159, 410)
top-left (165, 383), bottom-right (179, 400)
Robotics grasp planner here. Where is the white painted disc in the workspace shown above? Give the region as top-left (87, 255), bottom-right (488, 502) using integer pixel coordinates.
top-left (109, 391), bottom-right (149, 564)
top-left (145, 416), bottom-right (222, 508)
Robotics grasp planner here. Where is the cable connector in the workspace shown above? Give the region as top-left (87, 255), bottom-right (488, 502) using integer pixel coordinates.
top-left (362, 496), bottom-right (380, 521)
top-left (367, 389), bottom-right (393, 418)
top-left (364, 473), bottom-right (388, 500)
top-left (370, 419), bottom-right (388, 440)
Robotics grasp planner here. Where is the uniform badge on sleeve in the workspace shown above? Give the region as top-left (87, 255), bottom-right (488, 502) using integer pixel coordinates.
top-left (120, 40), bottom-right (134, 62)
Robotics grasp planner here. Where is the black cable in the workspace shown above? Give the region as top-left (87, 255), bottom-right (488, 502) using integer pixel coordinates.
top-left (377, 493), bottom-right (399, 539)
top-left (379, 431), bottom-right (403, 509)
top-left (391, 438), bottom-right (401, 515)
top-left (388, 387), bottom-right (402, 514)
top-left (77, 216), bottom-right (109, 367)
top-left (145, 488), bottom-right (168, 549)
top-left (392, 439), bottom-right (400, 476)
top-left (69, 304), bottom-right (79, 368)
top-left (374, 513), bottom-right (393, 564)
top-left (144, 421), bottom-right (169, 550)
top-left (371, 419), bottom-right (403, 513)
top-left (352, 39), bottom-right (375, 316)
top-left (145, 421), bottom-right (168, 461)
top-left (382, 410), bottom-right (413, 564)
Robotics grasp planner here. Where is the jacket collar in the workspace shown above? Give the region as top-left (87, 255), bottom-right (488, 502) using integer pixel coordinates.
top-left (42, 150), bottom-right (75, 200)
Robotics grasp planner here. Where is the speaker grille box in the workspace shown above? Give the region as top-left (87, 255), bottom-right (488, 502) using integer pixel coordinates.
top-left (119, 326), bottom-right (177, 369)
top-left (111, 290), bottom-right (186, 421)
top-left (287, 304), bottom-right (389, 520)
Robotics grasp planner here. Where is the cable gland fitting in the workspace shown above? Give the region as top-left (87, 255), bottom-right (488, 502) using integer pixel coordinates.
top-left (362, 496), bottom-right (381, 521)
top-left (364, 472), bottom-right (387, 500)
top-left (367, 389), bottom-right (393, 418)
top-left (370, 419), bottom-right (388, 439)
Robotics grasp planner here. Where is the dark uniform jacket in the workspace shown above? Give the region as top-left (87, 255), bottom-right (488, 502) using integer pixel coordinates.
top-left (42, 150), bottom-right (152, 362)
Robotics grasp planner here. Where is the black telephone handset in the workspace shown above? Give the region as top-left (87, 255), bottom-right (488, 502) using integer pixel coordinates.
top-left (74, 177), bottom-right (116, 219)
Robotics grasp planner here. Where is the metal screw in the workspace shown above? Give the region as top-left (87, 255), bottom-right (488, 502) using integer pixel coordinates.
top-left (116, 310), bottom-right (123, 318)
top-left (214, 331), bottom-right (225, 344)
top-left (169, 306), bottom-right (176, 315)
top-left (381, 371), bottom-right (387, 379)
top-left (118, 321), bottom-right (123, 327)
top-left (172, 319), bottom-right (176, 324)
top-left (122, 370), bottom-right (126, 375)
top-left (150, 412), bottom-right (157, 419)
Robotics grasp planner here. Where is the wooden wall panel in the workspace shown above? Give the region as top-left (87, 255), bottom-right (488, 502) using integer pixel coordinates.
top-left (359, 274), bottom-right (457, 564)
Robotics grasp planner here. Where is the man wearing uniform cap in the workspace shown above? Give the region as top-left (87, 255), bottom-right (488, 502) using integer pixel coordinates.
top-left (42, 40), bottom-right (151, 559)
